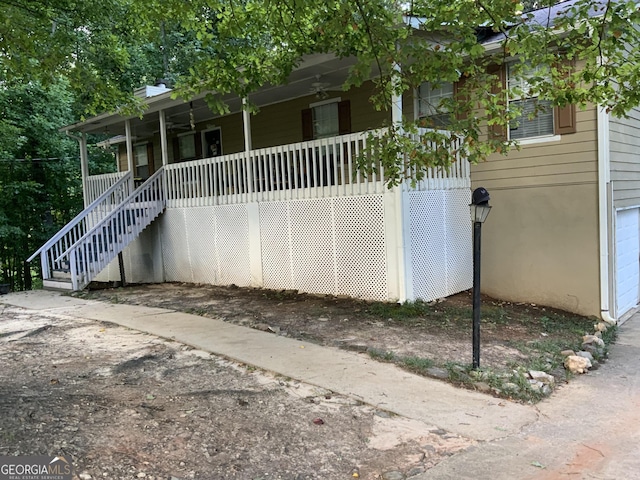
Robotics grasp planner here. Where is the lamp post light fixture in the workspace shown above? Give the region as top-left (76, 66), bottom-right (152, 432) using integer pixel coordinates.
top-left (470, 187), bottom-right (492, 369)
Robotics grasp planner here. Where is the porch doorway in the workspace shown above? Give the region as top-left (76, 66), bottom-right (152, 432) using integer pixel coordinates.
top-left (202, 127), bottom-right (223, 158)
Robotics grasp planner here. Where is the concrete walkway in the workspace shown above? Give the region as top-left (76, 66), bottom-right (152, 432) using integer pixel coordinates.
top-left (1, 290), bottom-right (537, 444)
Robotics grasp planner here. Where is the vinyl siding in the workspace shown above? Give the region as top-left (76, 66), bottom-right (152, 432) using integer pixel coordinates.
top-left (610, 107), bottom-right (640, 209)
top-left (251, 80), bottom-right (390, 149)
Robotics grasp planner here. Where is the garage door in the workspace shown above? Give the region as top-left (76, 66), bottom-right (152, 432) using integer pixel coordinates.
top-left (616, 208), bottom-right (640, 318)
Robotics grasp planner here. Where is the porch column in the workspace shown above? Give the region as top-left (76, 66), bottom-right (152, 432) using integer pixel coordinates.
top-left (125, 119), bottom-right (134, 173)
top-left (159, 109), bottom-right (169, 167)
top-left (79, 133), bottom-right (90, 207)
top-left (391, 62), bottom-right (403, 127)
top-left (242, 97), bottom-right (252, 152)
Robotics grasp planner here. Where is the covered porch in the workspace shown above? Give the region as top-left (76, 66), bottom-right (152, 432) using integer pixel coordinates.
top-left (51, 53), bottom-right (473, 302)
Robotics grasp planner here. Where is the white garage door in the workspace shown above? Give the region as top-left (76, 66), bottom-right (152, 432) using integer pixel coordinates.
top-left (616, 208), bottom-right (640, 318)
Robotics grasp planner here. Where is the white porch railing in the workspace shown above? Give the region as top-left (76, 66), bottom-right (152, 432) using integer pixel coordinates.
top-left (86, 171), bottom-right (132, 204)
top-left (27, 172), bottom-right (134, 278)
top-left (162, 130), bottom-right (469, 208)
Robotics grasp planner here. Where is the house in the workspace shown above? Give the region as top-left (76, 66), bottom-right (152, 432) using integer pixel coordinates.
top-left (29, 1), bottom-right (640, 323)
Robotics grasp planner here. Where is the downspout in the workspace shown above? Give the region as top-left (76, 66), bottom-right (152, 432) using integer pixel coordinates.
top-left (391, 59), bottom-right (410, 303)
top-left (66, 131), bottom-right (89, 207)
top-left (597, 106), bottom-right (617, 324)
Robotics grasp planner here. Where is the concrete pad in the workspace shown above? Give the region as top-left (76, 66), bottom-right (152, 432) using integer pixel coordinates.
top-left (1, 290), bottom-right (95, 310)
top-left (0, 290), bottom-right (538, 442)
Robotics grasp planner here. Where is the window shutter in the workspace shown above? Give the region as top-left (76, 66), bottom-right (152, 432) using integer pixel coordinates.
top-left (553, 56), bottom-right (577, 135)
top-left (487, 64), bottom-right (507, 141)
top-left (338, 100), bottom-right (351, 135)
top-left (554, 104), bottom-right (576, 135)
top-left (146, 143), bottom-right (155, 174)
top-left (454, 76), bottom-right (468, 120)
top-left (194, 131), bottom-right (203, 158)
top-left (301, 108), bottom-right (313, 141)
top-left (172, 137), bottom-right (180, 162)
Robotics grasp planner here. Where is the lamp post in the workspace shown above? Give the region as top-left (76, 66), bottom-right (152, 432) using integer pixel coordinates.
top-left (470, 187), bottom-right (492, 369)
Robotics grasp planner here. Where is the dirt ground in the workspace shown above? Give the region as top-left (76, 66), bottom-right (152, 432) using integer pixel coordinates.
top-left (77, 282), bottom-right (595, 373)
top-left (0, 283), bottom-right (596, 479)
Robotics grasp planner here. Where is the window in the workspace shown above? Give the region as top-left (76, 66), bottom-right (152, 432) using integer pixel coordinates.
top-left (312, 100), bottom-right (339, 139)
top-left (134, 143), bottom-right (149, 179)
top-left (178, 133), bottom-right (196, 160)
top-left (301, 99), bottom-right (351, 141)
top-left (507, 63), bottom-right (554, 140)
top-left (417, 81), bottom-right (454, 127)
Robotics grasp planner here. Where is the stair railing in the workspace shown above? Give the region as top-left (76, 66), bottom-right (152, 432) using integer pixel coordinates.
top-left (27, 172), bottom-right (134, 281)
top-left (64, 168), bottom-right (165, 290)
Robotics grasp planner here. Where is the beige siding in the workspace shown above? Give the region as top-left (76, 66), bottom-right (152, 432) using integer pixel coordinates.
top-left (251, 81), bottom-right (390, 149)
top-left (610, 107), bottom-right (640, 209)
top-left (470, 105), bottom-right (601, 316)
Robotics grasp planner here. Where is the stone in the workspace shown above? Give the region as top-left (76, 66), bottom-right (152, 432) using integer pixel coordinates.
top-left (426, 367), bottom-right (449, 380)
top-left (473, 381), bottom-right (491, 393)
top-left (594, 322), bottom-right (609, 332)
top-left (564, 355), bottom-right (592, 374)
top-left (582, 335), bottom-right (605, 347)
top-left (382, 471), bottom-right (404, 480)
top-left (79, 474), bottom-right (92, 480)
top-left (576, 351), bottom-right (594, 362)
top-left (528, 370), bottom-right (555, 385)
top-left (560, 349), bottom-right (576, 357)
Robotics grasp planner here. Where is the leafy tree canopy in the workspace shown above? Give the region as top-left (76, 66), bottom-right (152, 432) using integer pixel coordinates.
top-left (2, 0), bottom-right (639, 183)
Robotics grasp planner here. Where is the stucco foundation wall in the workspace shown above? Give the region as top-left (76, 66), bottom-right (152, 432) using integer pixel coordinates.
top-left (470, 106), bottom-right (601, 317)
top-left (473, 184), bottom-right (600, 316)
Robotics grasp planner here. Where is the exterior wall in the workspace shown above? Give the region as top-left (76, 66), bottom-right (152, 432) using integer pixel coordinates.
top-left (251, 81), bottom-right (390, 149)
top-left (471, 106), bottom-right (601, 316)
top-left (610, 107), bottom-right (640, 209)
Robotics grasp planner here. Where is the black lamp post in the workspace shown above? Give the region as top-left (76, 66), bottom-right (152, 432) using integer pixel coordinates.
top-left (470, 187), bottom-right (492, 369)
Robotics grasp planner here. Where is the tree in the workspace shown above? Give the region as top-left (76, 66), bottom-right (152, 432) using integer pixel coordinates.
top-left (2, 0), bottom-right (640, 184)
top-left (0, 79), bottom-right (112, 290)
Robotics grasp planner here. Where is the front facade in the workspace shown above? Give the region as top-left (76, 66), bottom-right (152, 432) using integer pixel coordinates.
top-left (33, 44), bottom-right (640, 323)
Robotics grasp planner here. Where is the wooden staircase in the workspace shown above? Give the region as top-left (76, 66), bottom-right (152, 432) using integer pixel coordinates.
top-left (28, 168), bottom-right (166, 291)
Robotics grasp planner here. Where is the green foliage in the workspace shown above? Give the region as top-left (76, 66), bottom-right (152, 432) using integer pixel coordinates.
top-left (4, 0), bottom-right (640, 184)
top-left (0, 79), bottom-right (112, 290)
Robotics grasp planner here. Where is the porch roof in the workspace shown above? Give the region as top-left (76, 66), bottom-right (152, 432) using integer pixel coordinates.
top-left (62, 53), bottom-right (360, 139)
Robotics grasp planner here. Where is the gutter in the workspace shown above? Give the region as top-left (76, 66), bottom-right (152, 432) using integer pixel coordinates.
top-left (597, 106), bottom-right (617, 324)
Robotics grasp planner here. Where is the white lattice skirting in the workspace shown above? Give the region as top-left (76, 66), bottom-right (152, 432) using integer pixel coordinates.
top-left (95, 190), bottom-right (472, 303)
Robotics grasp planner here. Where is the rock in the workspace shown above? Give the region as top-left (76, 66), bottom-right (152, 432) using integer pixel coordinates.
top-left (582, 335), bottom-right (605, 347)
top-left (594, 322), bottom-right (609, 332)
top-left (317, 317), bottom-right (329, 322)
top-left (382, 471), bottom-right (404, 480)
top-left (473, 381), bottom-right (491, 393)
top-left (343, 343), bottom-right (368, 353)
top-left (576, 351), bottom-right (594, 362)
top-left (528, 370), bottom-right (555, 385)
top-left (253, 323), bottom-right (271, 332)
top-left (502, 382), bottom-right (520, 392)
top-left (564, 355), bottom-right (592, 374)
top-left (426, 367), bottom-right (449, 380)
top-left (79, 474), bottom-right (92, 480)
top-left (560, 349), bottom-right (576, 357)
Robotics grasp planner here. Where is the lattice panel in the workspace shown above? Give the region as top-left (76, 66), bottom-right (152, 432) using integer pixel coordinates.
top-left (409, 192), bottom-right (449, 301)
top-left (184, 208), bottom-right (217, 284)
top-left (334, 196), bottom-right (387, 300)
top-left (259, 202), bottom-right (293, 291)
top-left (444, 190), bottom-right (473, 294)
top-left (161, 209), bottom-right (190, 282)
top-left (213, 205), bottom-right (252, 286)
top-left (289, 199), bottom-right (336, 295)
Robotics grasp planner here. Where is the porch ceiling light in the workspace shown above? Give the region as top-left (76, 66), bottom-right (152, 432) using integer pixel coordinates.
top-left (470, 187), bottom-right (492, 223)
